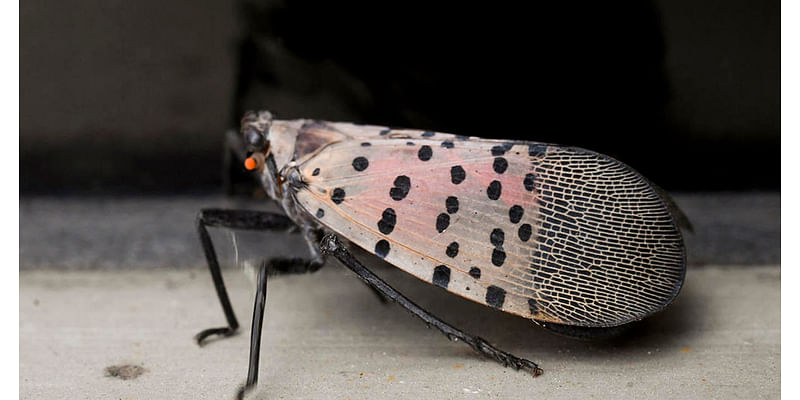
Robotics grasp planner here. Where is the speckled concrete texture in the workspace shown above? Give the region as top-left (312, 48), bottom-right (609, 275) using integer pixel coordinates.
top-left (20, 265), bottom-right (779, 399)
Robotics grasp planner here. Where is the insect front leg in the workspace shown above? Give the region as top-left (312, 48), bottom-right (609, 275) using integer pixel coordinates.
top-left (229, 257), bottom-right (316, 400)
top-left (195, 208), bottom-right (322, 345)
top-left (319, 234), bottom-right (543, 376)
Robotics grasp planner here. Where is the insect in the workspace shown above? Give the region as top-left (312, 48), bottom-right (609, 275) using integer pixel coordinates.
top-left (195, 110), bottom-right (689, 399)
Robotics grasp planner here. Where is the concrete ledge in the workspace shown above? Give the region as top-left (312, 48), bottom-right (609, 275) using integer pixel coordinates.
top-left (19, 193), bottom-right (780, 270)
top-left (20, 265), bottom-right (779, 399)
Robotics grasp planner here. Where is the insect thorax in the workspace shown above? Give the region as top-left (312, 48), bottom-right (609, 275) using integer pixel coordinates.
top-left (256, 118), bottom-right (345, 228)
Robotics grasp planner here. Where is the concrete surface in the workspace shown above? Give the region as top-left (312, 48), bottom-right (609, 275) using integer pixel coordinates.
top-left (20, 265), bottom-right (779, 399)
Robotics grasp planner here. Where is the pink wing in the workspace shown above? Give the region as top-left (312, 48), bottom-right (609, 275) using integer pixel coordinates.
top-left (292, 123), bottom-right (685, 327)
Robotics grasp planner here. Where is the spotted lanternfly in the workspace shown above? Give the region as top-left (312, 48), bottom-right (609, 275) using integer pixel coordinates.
top-left (195, 110), bottom-right (689, 399)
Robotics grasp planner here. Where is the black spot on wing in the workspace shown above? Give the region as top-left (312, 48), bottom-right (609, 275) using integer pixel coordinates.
top-left (451, 165), bottom-right (466, 184)
top-left (312, 168), bottom-right (320, 176)
top-left (375, 240), bottom-right (390, 258)
top-left (441, 141), bottom-right (454, 149)
top-left (490, 229), bottom-right (505, 247)
top-left (509, 205), bottom-right (524, 224)
top-left (445, 242), bottom-right (459, 258)
top-left (524, 173), bottom-right (536, 191)
top-left (492, 249), bottom-right (506, 266)
top-left (352, 157), bottom-right (369, 171)
top-left (518, 223), bottom-right (532, 242)
top-left (469, 267), bottom-right (481, 279)
top-left (436, 213), bottom-right (450, 233)
top-left (487, 180), bottom-right (502, 200)
top-left (446, 196), bottom-right (459, 214)
top-left (378, 208), bottom-right (396, 234)
top-left (422, 131), bottom-right (435, 137)
top-left (418, 145), bottom-right (433, 161)
top-left (491, 142), bottom-right (514, 156)
top-left (485, 286), bottom-right (506, 308)
top-left (361, 142), bottom-right (371, 147)
top-left (528, 144), bottom-right (547, 156)
top-left (316, 208), bottom-right (324, 218)
top-left (493, 157), bottom-right (508, 174)
top-left (433, 265), bottom-right (450, 288)
top-left (331, 188), bottom-right (345, 204)
top-left (379, 129), bottom-right (390, 136)
top-left (490, 227), bottom-right (506, 266)
top-left (390, 175), bottom-right (411, 201)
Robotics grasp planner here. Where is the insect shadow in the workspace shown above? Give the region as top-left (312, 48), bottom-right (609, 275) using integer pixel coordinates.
top-left (340, 245), bottom-right (704, 367)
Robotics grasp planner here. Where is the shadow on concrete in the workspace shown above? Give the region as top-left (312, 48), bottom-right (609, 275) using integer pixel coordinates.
top-left (324, 248), bottom-right (706, 372)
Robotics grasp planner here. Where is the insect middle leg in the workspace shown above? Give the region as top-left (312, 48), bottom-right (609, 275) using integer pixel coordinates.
top-left (195, 208), bottom-right (320, 345)
top-left (319, 234), bottom-right (543, 376)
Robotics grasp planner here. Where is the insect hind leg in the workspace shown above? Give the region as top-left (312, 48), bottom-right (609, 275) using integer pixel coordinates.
top-left (195, 208), bottom-right (318, 345)
top-left (235, 259), bottom-right (268, 400)
top-left (319, 234), bottom-right (543, 376)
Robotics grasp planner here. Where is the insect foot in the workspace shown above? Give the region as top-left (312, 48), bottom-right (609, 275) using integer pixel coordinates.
top-left (465, 336), bottom-right (543, 377)
top-left (194, 326), bottom-right (237, 347)
top-left (235, 384), bottom-right (250, 400)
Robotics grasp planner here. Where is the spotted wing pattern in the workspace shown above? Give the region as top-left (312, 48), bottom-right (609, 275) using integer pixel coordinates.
top-left (291, 122), bottom-right (685, 327)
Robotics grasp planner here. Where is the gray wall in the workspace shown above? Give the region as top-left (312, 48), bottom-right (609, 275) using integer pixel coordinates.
top-left (658, 0), bottom-right (778, 140)
top-left (21, 0), bottom-right (237, 192)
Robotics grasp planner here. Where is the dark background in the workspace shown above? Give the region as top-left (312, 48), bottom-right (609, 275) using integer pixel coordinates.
top-left (20, 0), bottom-right (779, 195)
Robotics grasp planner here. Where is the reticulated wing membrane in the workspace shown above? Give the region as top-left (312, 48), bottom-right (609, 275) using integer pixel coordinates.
top-left (292, 124), bottom-right (686, 327)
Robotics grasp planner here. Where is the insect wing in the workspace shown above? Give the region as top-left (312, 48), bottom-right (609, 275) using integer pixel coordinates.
top-left (292, 123), bottom-right (685, 327)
